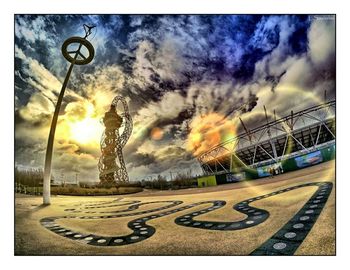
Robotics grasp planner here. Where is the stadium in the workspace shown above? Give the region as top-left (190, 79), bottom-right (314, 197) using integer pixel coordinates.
top-left (196, 100), bottom-right (335, 187)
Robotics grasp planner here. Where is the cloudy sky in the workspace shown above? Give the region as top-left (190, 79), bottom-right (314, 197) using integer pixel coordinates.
top-left (14, 15), bottom-right (335, 183)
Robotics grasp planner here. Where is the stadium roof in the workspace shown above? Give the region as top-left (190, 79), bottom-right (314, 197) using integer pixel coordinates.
top-left (198, 100), bottom-right (335, 174)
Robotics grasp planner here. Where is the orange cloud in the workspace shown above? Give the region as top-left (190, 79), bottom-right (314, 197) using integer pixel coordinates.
top-left (187, 112), bottom-right (237, 156)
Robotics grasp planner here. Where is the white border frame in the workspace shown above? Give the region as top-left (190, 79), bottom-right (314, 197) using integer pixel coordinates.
top-left (2, 1), bottom-right (349, 269)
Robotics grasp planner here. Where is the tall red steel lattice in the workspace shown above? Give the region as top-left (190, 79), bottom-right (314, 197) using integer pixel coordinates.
top-left (98, 96), bottom-right (133, 185)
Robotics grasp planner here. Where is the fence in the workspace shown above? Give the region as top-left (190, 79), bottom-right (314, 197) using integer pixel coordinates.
top-left (15, 183), bottom-right (42, 195)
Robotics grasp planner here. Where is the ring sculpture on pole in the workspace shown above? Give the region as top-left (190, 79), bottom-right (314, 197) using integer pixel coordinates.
top-left (42, 24), bottom-right (95, 205)
top-left (98, 96), bottom-right (133, 186)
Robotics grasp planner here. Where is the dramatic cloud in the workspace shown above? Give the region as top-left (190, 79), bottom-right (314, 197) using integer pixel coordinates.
top-left (14, 15), bottom-right (336, 182)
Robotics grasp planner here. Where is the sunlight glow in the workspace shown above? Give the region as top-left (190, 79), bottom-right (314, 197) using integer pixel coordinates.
top-left (69, 117), bottom-right (104, 145)
top-left (59, 101), bottom-right (105, 146)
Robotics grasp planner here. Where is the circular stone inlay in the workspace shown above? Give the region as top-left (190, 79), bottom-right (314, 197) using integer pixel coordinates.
top-left (114, 239), bottom-right (123, 243)
top-left (273, 242), bottom-right (287, 250)
top-left (97, 239), bottom-right (106, 243)
top-left (293, 223), bottom-right (304, 229)
top-left (284, 232), bottom-right (296, 239)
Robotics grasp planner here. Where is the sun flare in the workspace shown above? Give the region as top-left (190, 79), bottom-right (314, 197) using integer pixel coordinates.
top-left (69, 117), bottom-right (104, 145)
top-left (187, 112), bottom-right (237, 156)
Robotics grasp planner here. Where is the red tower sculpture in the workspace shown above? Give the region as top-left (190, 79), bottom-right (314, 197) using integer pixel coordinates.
top-left (98, 96), bottom-right (133, 186)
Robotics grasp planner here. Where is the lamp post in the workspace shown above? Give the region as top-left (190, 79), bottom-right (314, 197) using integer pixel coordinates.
top-left (42, 24), bottom-right (95, 205)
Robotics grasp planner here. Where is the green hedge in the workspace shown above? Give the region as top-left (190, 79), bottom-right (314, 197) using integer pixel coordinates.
top-left (15, 186), bottom-right (143, 196)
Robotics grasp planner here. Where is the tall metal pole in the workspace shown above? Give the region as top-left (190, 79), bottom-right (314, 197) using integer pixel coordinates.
top-left (43, 63), bottom-right (74, 204)
top-left (42, 25), bottom-right (95, 205)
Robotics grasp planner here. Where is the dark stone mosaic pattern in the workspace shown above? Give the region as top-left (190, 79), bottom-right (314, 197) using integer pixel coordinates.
top-left (40, 181), bottom-right (332, 252)
top-left (251, 182), bottom-right (333, 255)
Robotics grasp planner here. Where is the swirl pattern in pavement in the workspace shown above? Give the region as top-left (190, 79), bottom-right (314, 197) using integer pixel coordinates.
top-left (40, 181), bottom-right (332, 254)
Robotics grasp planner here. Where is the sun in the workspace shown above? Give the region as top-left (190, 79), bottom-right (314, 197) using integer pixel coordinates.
top-left (69, 117), bottom-right (104, 145)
